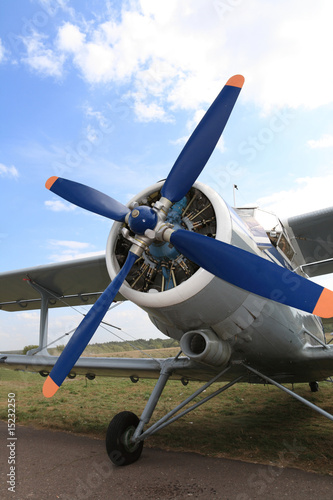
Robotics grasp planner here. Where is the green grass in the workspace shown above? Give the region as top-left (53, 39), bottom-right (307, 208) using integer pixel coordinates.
top-left (1, 368), bottom-right (333, 474)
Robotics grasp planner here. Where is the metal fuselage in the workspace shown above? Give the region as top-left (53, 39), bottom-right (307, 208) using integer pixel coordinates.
top-left (106, 182), bottom-right (327, 384)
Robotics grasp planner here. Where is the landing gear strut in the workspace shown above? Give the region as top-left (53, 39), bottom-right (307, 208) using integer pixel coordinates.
top-left (105, 357), bottom-right (242, 466)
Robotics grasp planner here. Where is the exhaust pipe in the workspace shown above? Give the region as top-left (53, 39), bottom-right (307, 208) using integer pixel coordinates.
top-left (180, 329), bottom-right (231, 367)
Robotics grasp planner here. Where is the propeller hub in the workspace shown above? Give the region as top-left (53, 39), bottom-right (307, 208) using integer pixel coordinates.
top-left (128, 205), bottom-right (158, 235)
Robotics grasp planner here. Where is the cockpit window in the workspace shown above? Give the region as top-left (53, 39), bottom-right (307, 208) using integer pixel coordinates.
top-left (277, 233), bottom-right (295, 261)
top-left (235, 207), bottom-right (296, 264)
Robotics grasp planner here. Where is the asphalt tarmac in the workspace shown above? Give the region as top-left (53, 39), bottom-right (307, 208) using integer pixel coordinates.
top-left (1, 421), bottom-right (333, 500)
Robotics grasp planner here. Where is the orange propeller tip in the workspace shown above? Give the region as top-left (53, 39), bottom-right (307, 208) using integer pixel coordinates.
top-left (313, 288), bottom-right (333, 318)
top-left (45, 176), bottom-right (58, 190)
top-left (226, 75), bottom-right (245, 88)
top-left (43, 376), bottom-right (59, 398)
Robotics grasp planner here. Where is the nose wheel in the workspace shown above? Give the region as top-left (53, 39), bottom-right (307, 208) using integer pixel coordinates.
top-left (106, 411), bottom-right (144, 466)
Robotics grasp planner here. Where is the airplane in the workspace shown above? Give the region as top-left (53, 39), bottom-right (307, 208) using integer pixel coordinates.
top-left (1, 74), bottom-right (333, 466)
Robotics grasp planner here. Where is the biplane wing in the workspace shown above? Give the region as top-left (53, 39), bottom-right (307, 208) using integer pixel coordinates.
top-left (2, 346), bottom-right (333, 385)
top-left (0, 346), bottom-right (225, 384)
top-left (283, 206), bottom-right (333, 277)
top-left (0, 254), bottom-right (123, 312)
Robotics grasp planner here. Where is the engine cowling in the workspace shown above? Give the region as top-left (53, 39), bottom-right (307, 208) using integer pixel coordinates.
top-left (106, 181), bottom-right (249, 341)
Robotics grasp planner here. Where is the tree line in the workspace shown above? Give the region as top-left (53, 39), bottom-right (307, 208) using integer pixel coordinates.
top-left (22, 338), bottom-right (180, 355)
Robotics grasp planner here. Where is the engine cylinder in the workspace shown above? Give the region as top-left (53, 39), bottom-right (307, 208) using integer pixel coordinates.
top-left (180, 329), bottom-right (231, 367)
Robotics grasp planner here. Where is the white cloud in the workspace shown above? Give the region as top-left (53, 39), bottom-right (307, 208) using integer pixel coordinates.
top-left (50, 250), bottom-right (105, 262)
top-left (216, 137), bottom-right (226, 154)
top-left (170, 135), bottom-right (189, 148)
top-left (133, 99), bottom-right (170, 122)
top-left (0, 38), bottom-right (6, 63)
top-left (0, 163), bottom-right (19, 178)
top-left (83, 104), bottom-right (114, 131)
top-left (308, 134), bottom-right (333, 149)
top-left (57, 22), bottom-right (86, 52)
top-left (45, 199), bottom-right (76, 212)
top-left (21, 31), bottom-right (65, 77)
top-left (38, 0), bottom-right (76, 18)
top-left (20, 312), bottom-right (40, 321)
top-left (47, 239), bottom-right (104, 262)
top-left (49, 240), bottom-right (90, 249)
top-left (16, 0), bottom-right (333, 119)
top-left (256, 173), bottom-right (333, 219)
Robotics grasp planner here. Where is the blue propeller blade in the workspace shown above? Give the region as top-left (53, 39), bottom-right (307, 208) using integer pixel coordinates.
top-left (43, 252), bottom-right (137, 397)
top-left (46, 176), bottom-right (130, 222)
top-left (161, 75), bottom-right (244, 203)
top-left (170, 229), bottom-right (333, 318)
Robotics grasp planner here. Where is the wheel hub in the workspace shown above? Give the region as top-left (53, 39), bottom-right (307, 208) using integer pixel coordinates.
top-left (121, 426), bottom-right (140, 452)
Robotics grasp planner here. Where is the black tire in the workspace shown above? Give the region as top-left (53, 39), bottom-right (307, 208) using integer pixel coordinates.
top-left (106, 411), bottom-right (143, 466)
top-left (309, 381), bottom-right (319, 392)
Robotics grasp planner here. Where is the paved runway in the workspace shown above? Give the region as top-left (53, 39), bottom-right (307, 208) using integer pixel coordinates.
top-left (1, 421), bottom-right (333, 499)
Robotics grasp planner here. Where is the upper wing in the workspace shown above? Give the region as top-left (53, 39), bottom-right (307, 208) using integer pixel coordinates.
top-left (0, 254), bottom-right (124, 312)
top-left (283, 206), bottom-right (333, 277)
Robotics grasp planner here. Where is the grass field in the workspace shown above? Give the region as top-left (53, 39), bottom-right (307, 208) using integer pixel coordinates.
top-left (1, 365), bottom-right (333, 475)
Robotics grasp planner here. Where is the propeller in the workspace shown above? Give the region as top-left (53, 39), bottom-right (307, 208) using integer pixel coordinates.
top-left (43, 252), bottom-right (137, 397)
top-left (161, 75), bottom-right (244, 203)
top-left (42, 72), bottom-right (333, 398)
top-left (46, 176), bottom-right (130, 222)
top-left (168, 229), bottom-right (333, 319)
top-left (43, 74), bottom-right (245, 397)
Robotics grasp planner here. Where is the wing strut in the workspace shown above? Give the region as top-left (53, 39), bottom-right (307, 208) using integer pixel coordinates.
top-left (242, 363), bottom-right (333, 421)
top-left (25, 280), bottom-right (55, 356)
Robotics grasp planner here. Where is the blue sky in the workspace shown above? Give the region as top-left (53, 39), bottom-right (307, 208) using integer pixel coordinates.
top-left (1, 0), bottom-right (333, 350)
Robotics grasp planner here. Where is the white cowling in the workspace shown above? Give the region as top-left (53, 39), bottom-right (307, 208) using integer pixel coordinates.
top-left (106, 181), bottom-right (238, 323)
top-left (105, 180), bottom-right (257, 341)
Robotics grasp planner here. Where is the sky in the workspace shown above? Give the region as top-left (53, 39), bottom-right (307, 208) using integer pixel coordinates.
top-left (1, 0), bottom-right (333, 350)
